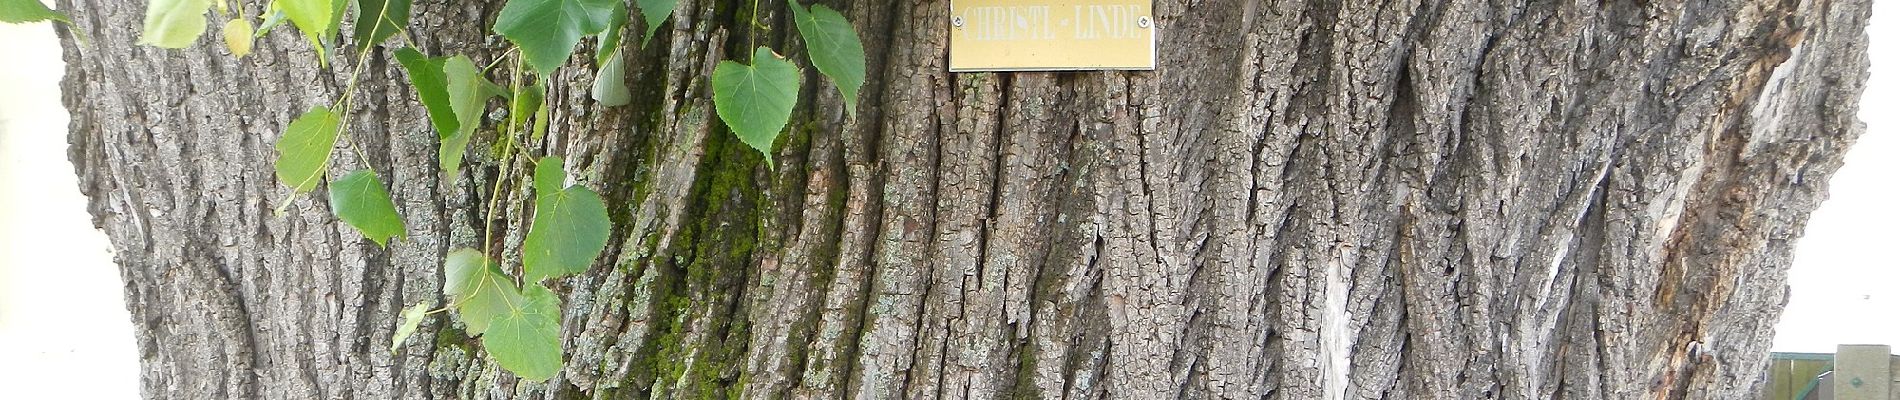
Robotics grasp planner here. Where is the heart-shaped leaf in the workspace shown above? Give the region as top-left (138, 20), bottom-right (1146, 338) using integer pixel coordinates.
top-left (442, 249), bottom-right (516, 336)
top-left (482, 283), bottom-right (564, 381)
top-left (593, 0), bottom-right (626, 64)
top-left (711, 47), bottom-right (800, 163)
top-left (591, 48), bottom-right (630, 106)
top-left (278, 0), bottom-right (341, 42)
top-left (521, 157), bottom-right (610, 283)
top-left (634, 0), bottom-right (675, 47)
top-left (791, 3), bottom-right (865, 117)
top-left (274, 106), bottom-right (341, 194)
top-left (328, 169), bottom-right (407, 247)
top-left (493, 0), bottom-right (618, 74)
top-left (440, 55), bottom-right (502, 183)
top-left (138, 0), bottom-right (212, 48)
top-left (389, 300), bottom-right (433, 354)
top-left (353, 0), bottom-right (410, 49)
top-left (394, 48), bottom-right (457, 139)
top-left (223, 18), bottom-right (255, 57)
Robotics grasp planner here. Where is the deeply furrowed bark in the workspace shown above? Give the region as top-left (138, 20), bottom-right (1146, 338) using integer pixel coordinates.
top-left (53, 0), bottom-right (1868, 399)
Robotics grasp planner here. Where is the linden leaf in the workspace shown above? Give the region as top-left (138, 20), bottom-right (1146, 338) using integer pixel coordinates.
top-left (482, 283), bottom-right (563, 381)
top-left (274, 106), bottom-right (341, 194)
top-left (521, 157), bottom-right (610, 283)
top-left (531, 104), bottom-right (550, 142)
top-left (393, 48), bottom-right (457, 139)
top-left (389, 300), bottom-right (433, 354)
top-left (593, 0), bottom-right (626, 64)
top-left (589, 2), bottom-right (630, 107)
top-left (528, 104), bottom-right (551, 142)
top-left (223, 18), bottom-right (254, 58)
top-left (327, 169), bottom-right (407, 247)
top-left (791, 2), bottom-right (865, 117)
top-left (353, 0), bottom-right (410, 50)
top-left (440, 55), bottom-right (502, 183)
top-left (711, 47), bottom-right (800, 163)
top-left (634, 0), bottom-right (675, 47)
top-left (138, 0), bottom-right (212, 48)
top-left (278, 0), bottom-right (341, 42)
top-left (531, 155), bottom-right (565, 196)
top-left (254, 9), bottom-right (286, 38)
top-left (0, 0), bottom-right (69, 24)
top-left (509, 81), bottom-right (546, 129)
top-left (493, 0), bottom-right (617, 75)
top-left (590, 49), bottom-right (630, 106)
top-left (442, 248), bottom-right (516, 336)
top-left (326, 0), bottom-right (345, 35)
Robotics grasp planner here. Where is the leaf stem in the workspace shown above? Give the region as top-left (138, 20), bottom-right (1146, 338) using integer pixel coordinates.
top-left (331, 40), bottom-right (382, 174)
top-left (481, 52), bottom-right (528, 279)
top-left (484, 47), bottom-right (523, 73)
top-left (748, 0), bottom-right (762, 57)
top-left (230, 0), bottom-right (249, 21)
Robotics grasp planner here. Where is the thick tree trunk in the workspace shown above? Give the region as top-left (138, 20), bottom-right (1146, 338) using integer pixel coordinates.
top-left (54, 0), bottom-right (1868, 398)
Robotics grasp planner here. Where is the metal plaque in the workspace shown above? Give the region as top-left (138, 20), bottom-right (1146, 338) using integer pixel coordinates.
top-left (948, 0), bottom-right (1156, 72)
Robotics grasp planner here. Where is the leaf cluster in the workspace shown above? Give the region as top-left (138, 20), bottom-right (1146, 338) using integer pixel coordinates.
top-left (65, 0), bottom-right (869, 382)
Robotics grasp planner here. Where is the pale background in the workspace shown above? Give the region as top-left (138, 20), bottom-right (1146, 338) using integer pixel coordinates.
top-left (0, 3), bottom-right (1893, 399)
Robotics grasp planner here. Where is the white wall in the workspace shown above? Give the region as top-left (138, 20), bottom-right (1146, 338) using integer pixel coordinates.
top-left (0, 16), bottom-right (141, 400)
top-left (1772, 3), bottom-right (1900, 353)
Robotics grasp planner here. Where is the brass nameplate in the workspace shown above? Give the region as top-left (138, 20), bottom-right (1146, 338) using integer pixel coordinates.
top-left (948, 0), bottom-right (1157, 72)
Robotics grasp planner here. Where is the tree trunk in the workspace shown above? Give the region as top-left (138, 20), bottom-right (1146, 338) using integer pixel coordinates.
top-left (53, 0), bottom-right (1870, 398)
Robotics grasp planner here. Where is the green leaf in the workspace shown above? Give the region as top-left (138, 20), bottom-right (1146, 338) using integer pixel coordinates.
top-left (589, 5), bottom-right (629, 106)
top-left (531, 104), bottom-right (551, 142)
top-left (274, 106), bottom-right (341, 194)
top-left (326, 0), bottom-right (345, 36)
top-left (442, 249), bottom-right (516, 336)
top-left (389, 300), bottom-right (433, 354)
top-left (711, 47), bottom-right (800, 163)
top-left (493, 0), bottom-right (618, 75)
top-left (593, 0), bottom-right (626, 65)
top-left (581, 0), bottom-right (627, 104)
top-left (482, 283), bottom-right (563, 381)
top-left (791, 3), bottom-right (866, 117)
top-left (531, 156), bottom-right (564, 196)
top-left (138, 0), bottom-right (212, 48)
top-left (509, 81), bottom-right (546, 129)
top-left (521, 157), bottom-right (610, 283)
top-left (223, 18), bottom-right (254, 58)
top-left (278, 0), bottom-right (341, 42)
top-left (353, 0), bottom-right (410, 49)
top-left (328, 169), bottom-right (407, 247)
top-left (590, 48), bottom-right (630, 106)
top-left (634, 0), bottom-right (674, 47)
top-left (255, 9), bottom-right (286, 38)
top-left (394, 48), bottom-right (457, 139)
top-left (0, 0), bottom-right (69, 24)
top-left (440, 55), bottom-right (501, 183)
top-left (439, 133), bottom-right (473, 184)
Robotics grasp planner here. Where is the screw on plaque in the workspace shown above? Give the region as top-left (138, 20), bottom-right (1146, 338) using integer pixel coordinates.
top-left (953, 16), bottom-right (964, 28)
top-left (1138, 16), bottom-right (1153, 28)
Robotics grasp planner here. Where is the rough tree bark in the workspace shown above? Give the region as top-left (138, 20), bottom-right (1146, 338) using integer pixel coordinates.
top-left (52, 0), bottom-right (1869, 398)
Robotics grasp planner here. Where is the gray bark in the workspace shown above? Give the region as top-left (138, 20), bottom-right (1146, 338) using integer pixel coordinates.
top-left (53, 0), bottom-right (1869, 399)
